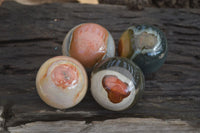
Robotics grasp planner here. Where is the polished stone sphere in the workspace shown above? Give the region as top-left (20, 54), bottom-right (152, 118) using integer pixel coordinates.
top-left (36, 56), bottom-right (88, 109)
top-left (90, 57), bottom-right (145, 111)
top-left (118, 25), bottom-right (168, 74)
top-left (62, 23), bottom-right (115, 70)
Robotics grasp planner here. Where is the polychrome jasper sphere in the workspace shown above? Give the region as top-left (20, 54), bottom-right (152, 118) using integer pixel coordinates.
top-left (118, 25), bottom-right (168, 74)
top-left (62, 23), bottom-right (115, 69)
top-left (90, 57), bottom-right (145, 111)
top-left (36, 56), bottom-right (88, 109)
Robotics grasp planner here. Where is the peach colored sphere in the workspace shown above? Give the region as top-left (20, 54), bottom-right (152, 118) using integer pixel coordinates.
top-left (62, 23), bottom-right (115, 69)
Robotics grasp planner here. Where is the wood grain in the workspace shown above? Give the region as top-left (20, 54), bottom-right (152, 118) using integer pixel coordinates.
top-left (9, 120), bottom-right (88, 133)
top-left (99, 0), bottom-right (200, 8)
top-left (0, 107), bottom-right (3, 131)
top-left (0, 1), bottom-right (200, 130)
top-left (8, 118), bottom-right (200, 133)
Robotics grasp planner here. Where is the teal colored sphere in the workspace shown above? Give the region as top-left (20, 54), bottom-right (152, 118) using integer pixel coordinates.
top-left (118, 25), bottom-right (168, 74)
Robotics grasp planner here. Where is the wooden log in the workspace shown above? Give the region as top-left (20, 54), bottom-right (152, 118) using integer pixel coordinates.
top-left (0, 1), bottom-right (200, 130)
top-left (99, 0), bottom-right (152, 10)
top-left (8, 120), bottom-right (88, 133)
top-left (0, 107), bottom-right (3, 131)
top-left (8, 118), bottom-right (200, 133)
top-left (99, 0), bottom-right (200, 8)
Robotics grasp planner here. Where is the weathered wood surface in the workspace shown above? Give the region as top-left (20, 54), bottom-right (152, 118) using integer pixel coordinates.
top-left (0, 1), bottom-right (200, 132)
top-left (0, 107), bottom-right (3, 131)
top-left (99, 0), bottom-right (200, 8)
top-left (8, 118), bottom-right (200, 133)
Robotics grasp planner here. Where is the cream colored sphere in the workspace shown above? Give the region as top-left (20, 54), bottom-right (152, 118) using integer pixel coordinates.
top-left (36, 56), bottom-right (88, 109)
